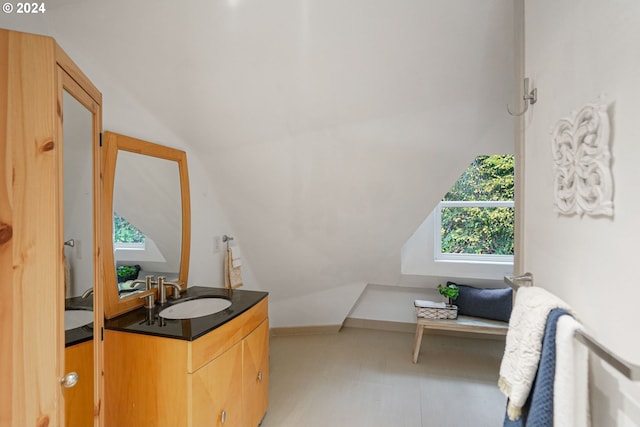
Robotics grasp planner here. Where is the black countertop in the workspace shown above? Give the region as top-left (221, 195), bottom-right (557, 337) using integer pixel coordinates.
top-left (65, 296), bottom-right (94, 348)
top-left (105, 286), bottom-right (268, 341)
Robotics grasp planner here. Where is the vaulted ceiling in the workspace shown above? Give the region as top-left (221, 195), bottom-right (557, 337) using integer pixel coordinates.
top-left (1, 0), bottom-right (515, 326)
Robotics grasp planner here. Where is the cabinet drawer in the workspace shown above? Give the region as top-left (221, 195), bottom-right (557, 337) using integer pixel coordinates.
top-left (190, 298), bottom-right (268, 372)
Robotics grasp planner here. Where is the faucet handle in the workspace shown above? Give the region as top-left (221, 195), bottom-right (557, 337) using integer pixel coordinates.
top-left (157, 276), bottom-right (167, 304)
top-left (138, 290), bottom-right (155, 309)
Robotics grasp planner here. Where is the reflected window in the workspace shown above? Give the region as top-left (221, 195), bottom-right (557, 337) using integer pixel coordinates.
top-left (113, 212), bottom-right (146, 250)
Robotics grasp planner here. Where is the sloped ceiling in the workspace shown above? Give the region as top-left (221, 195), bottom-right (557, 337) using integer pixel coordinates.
top-left (11, 0), bottom-right (515, 325)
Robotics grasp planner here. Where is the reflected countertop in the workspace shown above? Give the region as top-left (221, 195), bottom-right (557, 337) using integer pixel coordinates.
top-left (105, 286), bottom-right (268, 341)
top-left (65, 296), bottom-right (94, 348)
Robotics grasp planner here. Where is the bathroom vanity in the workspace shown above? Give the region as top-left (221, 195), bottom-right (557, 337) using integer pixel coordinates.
top-left (100, 128), bottom-right (271, 426)
top-left (104, 287), bottom-right (269, 427)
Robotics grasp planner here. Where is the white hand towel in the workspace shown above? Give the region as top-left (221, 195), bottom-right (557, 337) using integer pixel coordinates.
top-left (414, 300), bottom-right (447, 309)
top-left (554, 315), bottom-right (590, 427)
top-left (224, 247), bottom-right (243, 289)
top-left (230, 246), bottom-right (242, 268)
top-left (498, 286), bottom-right (573, 420)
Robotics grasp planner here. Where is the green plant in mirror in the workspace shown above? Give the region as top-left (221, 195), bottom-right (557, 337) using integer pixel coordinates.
top-left (116, 265), bottom-right (140, 283)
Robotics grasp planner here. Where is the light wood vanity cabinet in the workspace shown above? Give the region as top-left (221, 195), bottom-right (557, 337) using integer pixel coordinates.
top-left (105, 297), bottom-right (269, 427)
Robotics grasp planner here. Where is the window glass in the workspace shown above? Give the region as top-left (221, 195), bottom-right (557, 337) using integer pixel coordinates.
top-left (435, 155), bottom-right (514, 262)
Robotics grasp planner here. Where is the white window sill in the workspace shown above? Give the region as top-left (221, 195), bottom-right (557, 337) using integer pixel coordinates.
top-left (434, 258), bottom-right (514, 267)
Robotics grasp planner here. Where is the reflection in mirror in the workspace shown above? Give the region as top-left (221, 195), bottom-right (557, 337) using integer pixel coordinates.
top-left (61, 84), bottom-right (98, 427)
top-left (102, 132), bottom-right (190, 319)
top-left (113, 152), bottom-right (182, 298)
top-left (63, 90), bottom-right (94, 308)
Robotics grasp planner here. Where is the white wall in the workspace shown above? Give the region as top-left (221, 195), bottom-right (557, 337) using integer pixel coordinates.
top-left (524, 1), bottom-right (640, 424)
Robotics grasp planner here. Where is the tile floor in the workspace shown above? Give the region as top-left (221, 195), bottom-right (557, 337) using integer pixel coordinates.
top-left (260, 327), bottom-right (507, 427)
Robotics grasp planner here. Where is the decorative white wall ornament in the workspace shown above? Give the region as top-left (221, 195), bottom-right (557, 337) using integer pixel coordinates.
top-left (551, 103), bottom-right (613, 217)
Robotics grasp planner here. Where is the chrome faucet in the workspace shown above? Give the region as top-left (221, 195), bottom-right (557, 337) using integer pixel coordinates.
top-left (129, 275), bottom-right (156, 291)
top-left (157, 276), bottom-right (182, 304)
top-left (81, 288), bottom-right (94, 299)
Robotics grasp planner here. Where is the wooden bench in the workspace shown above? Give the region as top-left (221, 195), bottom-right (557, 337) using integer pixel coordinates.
top-left (412, 315), bottom-right (508, 363)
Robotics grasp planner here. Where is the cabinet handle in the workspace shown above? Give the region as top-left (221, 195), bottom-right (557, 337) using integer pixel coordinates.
top-left (257, 370), bottom-right (263, 382)
top-left (221, 410), bottom-right (226, 424)
top-left (61, 372), bottom-right (79, 388)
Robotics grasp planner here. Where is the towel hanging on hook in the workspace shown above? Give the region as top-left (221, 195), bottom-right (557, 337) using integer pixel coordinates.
top-left (508, 78), bottom-right (538, 116)
top-left (222, 235), bottom-right (243, 289)
top-left (222, 234), bottom-right (234, 250)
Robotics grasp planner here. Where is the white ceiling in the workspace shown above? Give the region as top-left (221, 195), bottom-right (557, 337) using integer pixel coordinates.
top-left (1, 0), bottom-right (516, 325)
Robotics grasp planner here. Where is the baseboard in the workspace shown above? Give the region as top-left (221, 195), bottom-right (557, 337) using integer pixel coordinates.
top-left (270, 324), bottom-right (341, 336)
top-left (341, 317), bottom-right (416, 333)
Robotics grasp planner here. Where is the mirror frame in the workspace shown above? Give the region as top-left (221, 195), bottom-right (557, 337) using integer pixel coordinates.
top-left (102, 132), bottom-right (191, 319)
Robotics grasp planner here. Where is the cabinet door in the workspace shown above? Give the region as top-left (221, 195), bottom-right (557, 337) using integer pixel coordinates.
top-left (192, 341), bottom-right (243, 427)
top-left (64, 341), bottom-right (94, 427)
top-left (242, 319), bottom-right (269, 427)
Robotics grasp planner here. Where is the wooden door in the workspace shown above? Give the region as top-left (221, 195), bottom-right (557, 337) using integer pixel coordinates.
top-left (0, 29), bottom-right (63, 427)
top-left (0, 29), bottom-right (103, 427)
top-left (242, 320), bottom-right (269, 427)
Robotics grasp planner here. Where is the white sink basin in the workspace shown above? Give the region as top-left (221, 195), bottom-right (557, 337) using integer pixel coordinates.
top-left (65, 310), bottom-right (94, 330)
top-left (159, 298), bottom-right (232, 319)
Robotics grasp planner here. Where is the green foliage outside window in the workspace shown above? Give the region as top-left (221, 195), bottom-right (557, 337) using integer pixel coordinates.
top-left (443, 155), bottom-right (514, 202)
top-left (440, 155), bottom-right (514, 256)
top-left (113, 212), bottom-right (145, 244)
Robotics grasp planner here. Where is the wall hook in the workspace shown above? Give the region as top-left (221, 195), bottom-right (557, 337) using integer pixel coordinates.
top-left (222, 234), bottom-right (234, 250)
top-left (507, 77), bottom-right (537, 116)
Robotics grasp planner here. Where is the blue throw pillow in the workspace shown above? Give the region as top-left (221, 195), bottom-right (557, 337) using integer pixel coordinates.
top-left (448, 281), bottom-right (513, 322)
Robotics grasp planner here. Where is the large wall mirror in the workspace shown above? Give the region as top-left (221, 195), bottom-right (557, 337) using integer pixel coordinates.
top-left (102, 132), bottom-right (191, 319)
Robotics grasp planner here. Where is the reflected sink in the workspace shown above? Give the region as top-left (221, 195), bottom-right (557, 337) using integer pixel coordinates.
top-left (65, 310), bottom-right (94, 331)
top-left (159, 298), bottom-right (232, 319)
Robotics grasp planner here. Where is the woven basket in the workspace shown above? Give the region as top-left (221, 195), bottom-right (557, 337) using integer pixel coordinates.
top-left (414, 304), bottom-right (458, 320)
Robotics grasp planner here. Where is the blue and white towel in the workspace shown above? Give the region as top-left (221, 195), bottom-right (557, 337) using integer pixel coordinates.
top-left (503, 308), bottom-right (569, 427)
top-left (499, 286), bottom-right (573, 420)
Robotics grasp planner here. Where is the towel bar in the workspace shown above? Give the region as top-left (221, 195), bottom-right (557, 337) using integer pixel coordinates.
top-left (503, 272), bottom-right (640, 381)
top-left (504, 272), bottom-right (534, 289)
